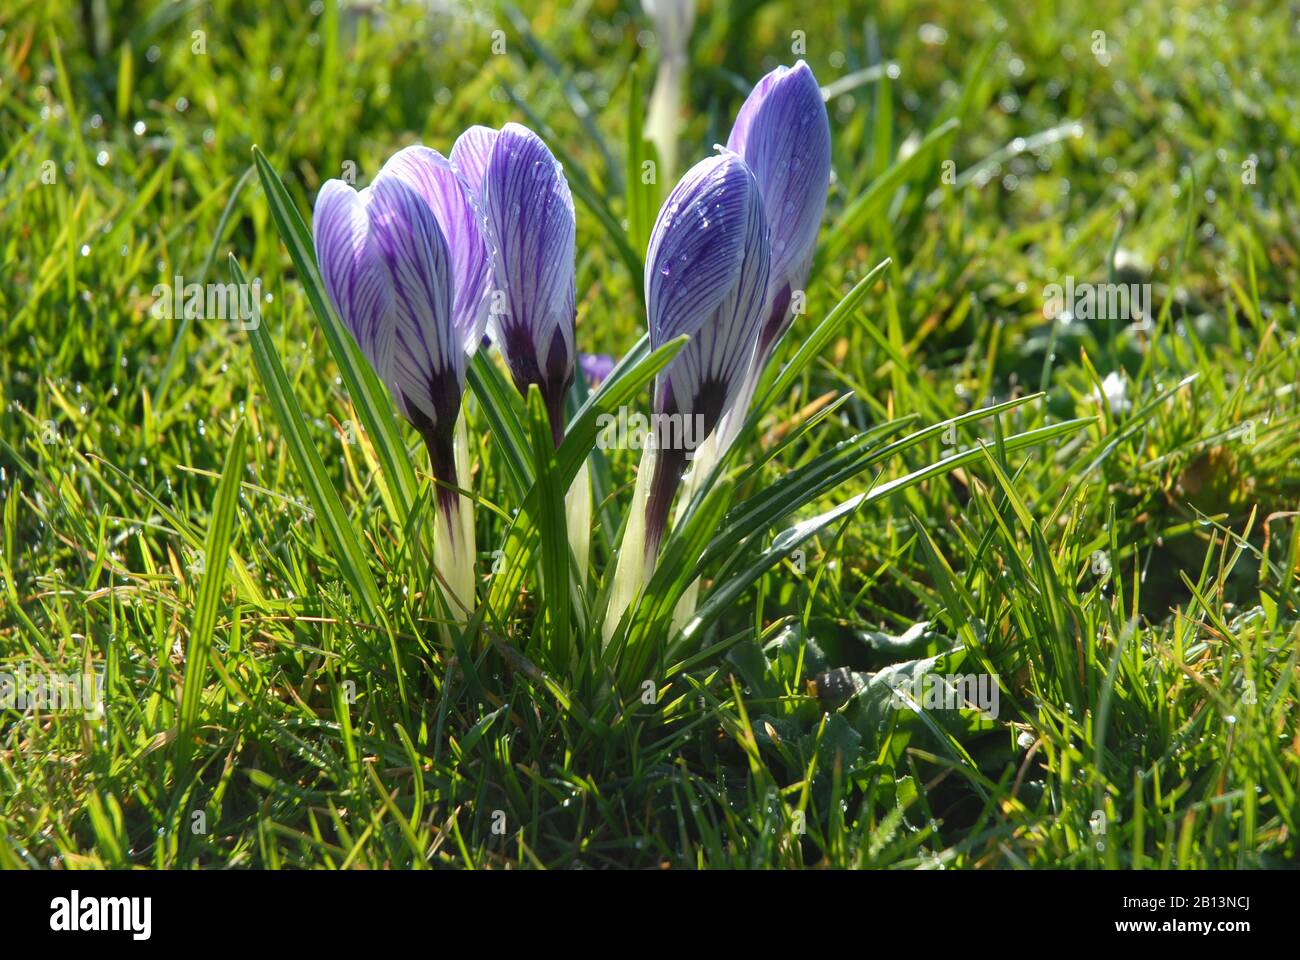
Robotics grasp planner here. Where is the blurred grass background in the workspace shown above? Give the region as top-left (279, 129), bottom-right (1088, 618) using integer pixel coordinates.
top-left (1, 0), bottom-right (1297, 867)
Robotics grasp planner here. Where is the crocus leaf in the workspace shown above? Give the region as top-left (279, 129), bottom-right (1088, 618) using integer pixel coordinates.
top-left (486, 336), bottom-right (687, 628)
top-left (675, 417), bottom-right (1095, 655)
top-left (467, 350), bottom-right (534, 500)
top-left (525, 385), bottom-right (572, 669)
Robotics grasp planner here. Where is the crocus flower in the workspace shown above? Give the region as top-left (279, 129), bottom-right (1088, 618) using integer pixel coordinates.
top-left (312, 145), bottom-right (490, 623)
top-left (605, 150), bottom-right (770, 641)
top-left (714, 59), bottom-right (832, 450)
top-left (455, 123), bottom-right (577, 444)
top-left (453, 123), bottom-right (592, 583)
top-left (667, 62), bottom-right (832, 634)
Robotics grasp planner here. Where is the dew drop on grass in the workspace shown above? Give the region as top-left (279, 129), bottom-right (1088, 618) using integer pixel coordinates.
top-left (133, 120), bottom-right (146, 136)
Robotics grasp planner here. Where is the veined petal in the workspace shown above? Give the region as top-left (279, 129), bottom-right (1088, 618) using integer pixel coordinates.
top-left (450, 125), bottom-right (499, 199)
top-left (312, 179), bottom-right (396, 397)
top-left (364, 172), bottom-right (461, 432)
top-left (726, 60), bottom-right (830, 301)
top-left (380, 145), bottom-right (492, 350)
top-left (646, 152), bottom-right (770, 425)
top-left (482, 122), bottom-right (577, 404)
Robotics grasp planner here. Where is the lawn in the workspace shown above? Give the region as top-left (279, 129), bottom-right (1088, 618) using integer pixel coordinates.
top-left (1, 0), bottom-right (1297, 869)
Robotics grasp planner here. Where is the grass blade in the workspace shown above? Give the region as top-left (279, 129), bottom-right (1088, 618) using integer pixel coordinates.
top-left (233, 254), bottom-right (383, 620)
top-left (177, 419), bottom-right (247, 766)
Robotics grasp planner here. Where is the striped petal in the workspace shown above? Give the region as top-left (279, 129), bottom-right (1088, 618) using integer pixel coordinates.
top-left (482, 123), bottom-right (577, 407)
top-left (646, 151), bottom-right (769, 427)
top-left (450, 125), bottom-right (499, 199)
top-left (379, 145), bottom-right (492, 351)
top-left (364, 172), bottom-right (461, 432)
top-left (726, 60), bottom-right (830, 308)
top-left (312, 179), bottom-right (395, 395)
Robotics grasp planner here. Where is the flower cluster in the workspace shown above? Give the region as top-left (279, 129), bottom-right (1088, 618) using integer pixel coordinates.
top-left (311, 61), bottom-right (830, 641)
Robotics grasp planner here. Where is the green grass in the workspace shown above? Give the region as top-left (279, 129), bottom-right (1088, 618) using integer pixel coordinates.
top-left (1, 0), bottom-right (1297, 868)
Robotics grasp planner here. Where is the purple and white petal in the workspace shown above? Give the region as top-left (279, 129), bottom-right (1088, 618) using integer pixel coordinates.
top-left (646, 151), bottom-right (769, 425)
top-left (380, 145), bottom-right (493, 350)
top-left (482, 122), bottom-right (577, 401)
top-left (312, 179), bottom-right (396, 396)
top-left (646, 153), bottom-right (749, 346)
top-left (364, 172), bottom-right (460, 431)
top-left (450, 125), bottom-right (499, 199)
top-left (726, 60), bottom-right (830, 307)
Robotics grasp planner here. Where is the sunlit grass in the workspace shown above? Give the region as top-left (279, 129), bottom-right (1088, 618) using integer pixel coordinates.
top-left (0, 0), bottom-right (1297, 868)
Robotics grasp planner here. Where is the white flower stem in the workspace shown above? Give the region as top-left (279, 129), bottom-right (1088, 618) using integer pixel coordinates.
top-left (603, 443), bottom-right (659, 646)
top-left (433, 411), bottom-right (476, 631)
top-left (645, 56), bottom-right (686, 183)
top-left (667, 431), bottom-right (718, 634)
top-left (566, 458), bottom-right (592, 589)
top-left (666, 368), bottom-right (758, 634)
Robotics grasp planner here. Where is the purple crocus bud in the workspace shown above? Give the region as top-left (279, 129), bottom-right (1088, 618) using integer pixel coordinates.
top-left (726, 59), bottom-right (831, 360)
top-left (642, 150), bottom-right (770, 555)
top-left (579, 352), bottom-right (616, 387)
top-left (380, 146), bottom-right (494, 356)
top-left (312, 148), bottom-right (488, 501)
top-left (457, 123), bottom-right (577, 447)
